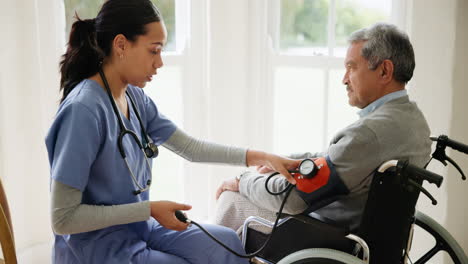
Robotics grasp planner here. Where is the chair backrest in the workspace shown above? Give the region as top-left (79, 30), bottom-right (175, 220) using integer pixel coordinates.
top-left (0, 177), bottom-right (17, 264)
top-left (357, 167), bottom-right (422, 264)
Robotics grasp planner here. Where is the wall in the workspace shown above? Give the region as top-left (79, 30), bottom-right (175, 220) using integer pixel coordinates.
top-left (447, 0), bottom-right (468, 252)
top-left (409, 0), bottom-right (468, 261)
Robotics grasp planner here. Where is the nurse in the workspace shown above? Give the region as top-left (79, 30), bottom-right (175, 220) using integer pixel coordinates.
top-left (46, 0), bottom-right (300, 263)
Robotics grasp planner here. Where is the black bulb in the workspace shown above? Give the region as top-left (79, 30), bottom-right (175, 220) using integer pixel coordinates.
top-left (175, 210), bottom-right (188, 223)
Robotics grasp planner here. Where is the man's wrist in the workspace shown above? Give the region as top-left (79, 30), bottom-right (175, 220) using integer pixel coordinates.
top-left (235, 174), bottom-right (242, 182)
top-left (236, 171), bottom-right (249, 182)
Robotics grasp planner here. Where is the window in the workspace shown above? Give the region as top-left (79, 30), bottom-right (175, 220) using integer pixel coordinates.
top-left (268, 0), bottom-right (401, 153)
top-left (276, 0), bottom-right (391, 56)
top-left (142, 0), bottom-right (189, 202)
top-left (64, 0), bottom-right (177, 51)
top-left (64, 0), bottom-right (105, 38)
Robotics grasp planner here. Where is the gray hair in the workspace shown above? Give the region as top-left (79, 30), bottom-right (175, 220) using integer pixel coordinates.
top-left (348, 23), bottom-right (415, 84)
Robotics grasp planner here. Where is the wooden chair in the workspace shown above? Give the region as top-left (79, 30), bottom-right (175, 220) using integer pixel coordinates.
top-left (0, 177), bottom-right (16, 264)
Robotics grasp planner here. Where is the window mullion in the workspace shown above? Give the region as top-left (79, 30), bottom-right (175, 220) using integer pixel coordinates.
top-left (325, 0), bottom-right (337, 149)
top-left (328, 0), bottom-right (336, 57)
top-left (174, 0), bottom-right (189, 54)
top-left (391, 0), bottom-right (409, 31)
top-left (269, 0), bottom-right (281, 52)
top-left (272, 55), bottom-right (343, 69)
top-left (323, 68), bottom-right (330, 150)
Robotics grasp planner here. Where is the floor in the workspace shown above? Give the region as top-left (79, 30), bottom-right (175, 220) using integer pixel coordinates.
top-left (17, 241), bottom-right (53, 264)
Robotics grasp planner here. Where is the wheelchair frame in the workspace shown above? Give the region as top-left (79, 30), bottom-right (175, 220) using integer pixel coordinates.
top-left (240, 136), bottom-right (468, 264)
top-left (242, 215), bottom-right (370, 264)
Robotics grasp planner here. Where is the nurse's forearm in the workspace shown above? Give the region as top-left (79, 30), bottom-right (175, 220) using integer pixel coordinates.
top-left (162, 128), bottom-right (247, 166)
top-left (51, 179), bottom-right (150, 235)
top-left (287, 151), bottom-right (327, 159)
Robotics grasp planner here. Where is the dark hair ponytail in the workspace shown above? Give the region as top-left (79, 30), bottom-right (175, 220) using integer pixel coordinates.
top-left (59, 0), bottom-right (162, 103)
top-left (60, 16), bottom-right (102, 103)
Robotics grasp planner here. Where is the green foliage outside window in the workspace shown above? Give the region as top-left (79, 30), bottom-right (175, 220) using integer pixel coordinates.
top-left (281, 0), bottom-right (328, 48)
top-left (64, 0), bottom-right (176, 50)
top-left (153, 0), bottom-right (175, 50)
top-left (280, 0), bottom-right (388, 49)
top-left (335, 1), bottom-right (388, 46)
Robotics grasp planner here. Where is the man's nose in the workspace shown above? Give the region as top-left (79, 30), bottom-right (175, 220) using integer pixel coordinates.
top-left (342, 73), bottom-right (349, 85)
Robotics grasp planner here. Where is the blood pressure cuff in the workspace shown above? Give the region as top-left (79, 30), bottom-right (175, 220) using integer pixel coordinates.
top-left (295, 156), bottom-right (349, 214)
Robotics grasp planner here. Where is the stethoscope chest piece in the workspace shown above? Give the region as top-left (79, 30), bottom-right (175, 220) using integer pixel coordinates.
top-left (144, 142), bottom-right (159, 158)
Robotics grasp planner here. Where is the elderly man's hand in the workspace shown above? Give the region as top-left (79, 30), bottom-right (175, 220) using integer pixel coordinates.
top-left (215, 178), bottom-right (239, 200)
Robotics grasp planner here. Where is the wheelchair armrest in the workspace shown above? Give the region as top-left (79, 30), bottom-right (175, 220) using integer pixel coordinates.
top-left (242, 216), bottom-right (293, 247)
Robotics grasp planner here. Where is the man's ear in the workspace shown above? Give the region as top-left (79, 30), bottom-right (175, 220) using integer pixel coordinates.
top-left (380, 59), bottom-right (394, 84)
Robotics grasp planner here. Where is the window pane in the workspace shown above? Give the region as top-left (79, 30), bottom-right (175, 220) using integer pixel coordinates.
top-left (280, 0), bottom-right (328, 56)
top-left (326, 69), bottom-right (357, 143)
top-left (63, 0), bottom-right (105, 37)
top-left (145, 66), bottom-right (184, 201)
top-left (273, 67), bottom-right (325, 154)
top-left (152, 0), bottom-right (176, 51)
top-left (63, 0), bottom-right (176, 51)
top-left (334, 0), bottom-right (391, 56)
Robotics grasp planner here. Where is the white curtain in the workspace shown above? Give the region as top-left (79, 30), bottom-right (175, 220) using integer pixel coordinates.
top-left (0, 0), bottom-right (64, 253)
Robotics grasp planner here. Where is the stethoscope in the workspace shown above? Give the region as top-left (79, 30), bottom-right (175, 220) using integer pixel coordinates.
top-left (98, 68), bottom-right (159, 195)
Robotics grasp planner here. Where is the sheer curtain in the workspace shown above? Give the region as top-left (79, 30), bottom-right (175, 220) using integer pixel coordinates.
top-left (0, 0), bottom-right (64, 257)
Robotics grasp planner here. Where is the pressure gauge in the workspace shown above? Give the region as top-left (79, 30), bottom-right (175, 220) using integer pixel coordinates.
top-left (299, 159), bottom-right (319, 178)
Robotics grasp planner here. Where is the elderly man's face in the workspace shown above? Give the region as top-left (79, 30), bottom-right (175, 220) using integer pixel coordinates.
top-left (342, 41), bottom-right (381, 109)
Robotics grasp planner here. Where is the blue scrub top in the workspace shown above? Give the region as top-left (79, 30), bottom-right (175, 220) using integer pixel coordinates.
top-left (45, 79), bottom-right (177, 263)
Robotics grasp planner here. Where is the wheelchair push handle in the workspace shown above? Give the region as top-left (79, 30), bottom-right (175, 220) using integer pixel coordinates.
top-left (399, 160), bottom-right (444, 187)
top-left (379, 160), bottom-right (443, 205)
top-left (429, 135), bottom-right (467, 180)
top-left (431, 135), bottom-right (468, 155)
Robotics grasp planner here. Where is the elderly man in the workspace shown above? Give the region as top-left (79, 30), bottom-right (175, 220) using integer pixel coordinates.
top-left (215, 23), bottom-right (432, 234)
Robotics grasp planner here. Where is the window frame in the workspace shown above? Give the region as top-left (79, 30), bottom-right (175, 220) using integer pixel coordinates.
top-left (263, 0), bottom-right (409, 151)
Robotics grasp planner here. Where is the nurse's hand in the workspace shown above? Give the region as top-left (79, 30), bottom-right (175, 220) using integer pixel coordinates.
top-left (246, 150), bottom-right (301, 185)
top-left (150, 201), bottom-right (192, 231)
top-left (256, 165), bottom-right (274, 174)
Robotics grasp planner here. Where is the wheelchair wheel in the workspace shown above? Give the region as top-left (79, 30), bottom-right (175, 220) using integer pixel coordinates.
top-left (413, 211), bottom-right (468, 264)
top-left (277, 248), bottom-right (366, 264)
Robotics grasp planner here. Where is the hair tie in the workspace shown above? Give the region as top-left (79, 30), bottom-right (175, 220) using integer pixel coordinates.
top-left (84, 18), bottom-right (96, 32)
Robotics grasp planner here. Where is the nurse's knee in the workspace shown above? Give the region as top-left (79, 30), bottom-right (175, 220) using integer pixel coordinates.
top-left (132, 247), bottom-right (190, 264)
top-left (222, 226), bottom-right (241, 243)
top-left (204, 224), bottom-right (241, 245)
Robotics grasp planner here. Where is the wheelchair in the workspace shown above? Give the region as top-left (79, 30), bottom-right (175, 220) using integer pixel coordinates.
top-left (241, 135), bottom-right (468, 264)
